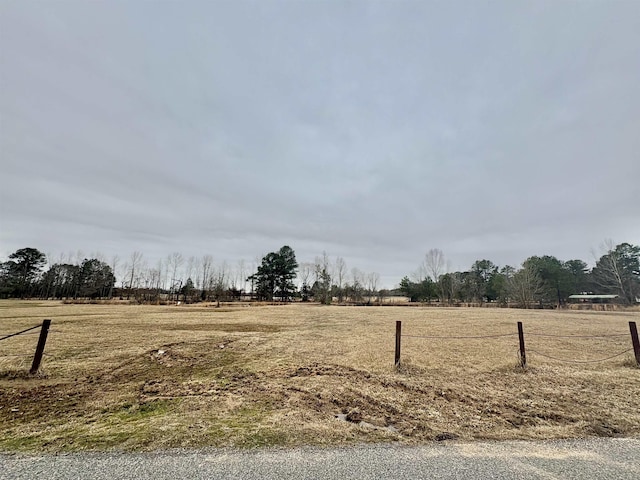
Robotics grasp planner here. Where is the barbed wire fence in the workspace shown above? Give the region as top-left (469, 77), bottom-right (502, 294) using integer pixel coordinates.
top-left (0, 319), bottom-right (51, 373)
top-left (394, 320), bottom-right (640, 369)
top-left (2, 318), bottom-right (639, 373)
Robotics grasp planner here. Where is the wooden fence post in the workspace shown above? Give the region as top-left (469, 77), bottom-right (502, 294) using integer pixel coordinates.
top-left (629, 322), bottom-right (640, 367)
top-left (517, 321), bottom-right (526, 368)
top-left (395, 321), bottom-right (402, 367)
top-left (30, 319), bottom-right (51, 374)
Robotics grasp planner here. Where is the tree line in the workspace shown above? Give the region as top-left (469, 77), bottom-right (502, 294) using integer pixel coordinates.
top-left (0, 245), bottom-right (380, 304)
top-left (0, 248), bottom-right (116, 300)
top-left (399, 242), bottom-right (640, 307)
top-left (1, 241), bottom-right (638, 306)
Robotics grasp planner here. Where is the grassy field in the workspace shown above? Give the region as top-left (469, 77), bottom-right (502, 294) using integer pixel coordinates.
top-left (1, 300), bottom-right (639, 452)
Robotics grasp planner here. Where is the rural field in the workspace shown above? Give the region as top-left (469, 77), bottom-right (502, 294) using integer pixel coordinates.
top-left (1, 300), bottom-right (639, 452)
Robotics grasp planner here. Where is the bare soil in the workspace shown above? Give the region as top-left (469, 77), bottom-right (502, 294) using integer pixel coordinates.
top-left (1, 301), bottom-right (638, 451)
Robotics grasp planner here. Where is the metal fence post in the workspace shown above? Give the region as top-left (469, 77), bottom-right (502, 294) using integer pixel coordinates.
top-left (629, 322), bottom-right (640, 367)
top-left (30, 319), bottom-right (51, 374)
top-left (395, 321), bottom-right (402, 367)
top-left (517, 321), bottom-right (526, 368)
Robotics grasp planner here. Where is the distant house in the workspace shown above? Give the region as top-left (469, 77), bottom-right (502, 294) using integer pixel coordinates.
top-left (378, 295), bottom-right (411, 304)
top-left (568, 294), bottom-right (620, 304)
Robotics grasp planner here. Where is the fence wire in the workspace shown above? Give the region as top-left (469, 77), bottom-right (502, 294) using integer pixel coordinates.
top-left (525, 332), bottom-right (628, 338)
top-left (402, 333), bottom-right (517, 340)
top-left (397, 321), bottom-right (637, 367)
top-left (528, 348), bottom-right (633, 364)
top-left (0, 324), bottom-right (41, 342)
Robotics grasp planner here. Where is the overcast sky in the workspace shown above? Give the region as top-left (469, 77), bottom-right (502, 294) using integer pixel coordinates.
top-left (1, 1), bottom-right (639, 288)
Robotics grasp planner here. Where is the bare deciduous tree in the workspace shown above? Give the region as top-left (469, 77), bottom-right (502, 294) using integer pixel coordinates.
top-left (592, 240), bottom-right (640, 304)
top-left (235, 259), bottom-right (246, 293)
top-left (167, 252), bottom-right (184, 301)
top-left (109, 255), bottom-right (119, 298)
top-left (335, 256), bottom-right (347, 303)
top-left (508, 263), bottom-right (543, 308)
top-left (201, 255), bottom-right (213, 300)
top-left (350, 267), bottom-right (364, 303)
top-left (422, 248), bottom-right (445, 282)
top-left (366, 272), bottom-right (380, 304)
top-left (126, 251), bottom-right (143, 299)
top-left (74, 250), bottom-right (85, 267)
top-left (185, 256), bottom-right (196, 286)
top-left (421, 248), bottom-right (446, 301)
top-left (299, 262), bottom-right (314, 301)
top-left (211, 261), bottom-right (228, 306)
top-left (314, 252), bottom-right (332, 304)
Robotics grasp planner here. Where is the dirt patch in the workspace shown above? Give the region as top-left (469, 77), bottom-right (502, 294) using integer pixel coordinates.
top-left (163, 323), bottom-right (282, 333)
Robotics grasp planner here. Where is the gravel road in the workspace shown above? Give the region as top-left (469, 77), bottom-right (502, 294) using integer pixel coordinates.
top-left (2, 438), bottom-right (639, 479)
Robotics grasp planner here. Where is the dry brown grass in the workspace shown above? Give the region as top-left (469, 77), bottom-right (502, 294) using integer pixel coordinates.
top-left (1, 300), bottom-right (639, 452)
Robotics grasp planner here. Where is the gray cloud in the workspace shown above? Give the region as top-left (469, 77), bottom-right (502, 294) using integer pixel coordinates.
top-left (1, 1), bottom-right (639, 287)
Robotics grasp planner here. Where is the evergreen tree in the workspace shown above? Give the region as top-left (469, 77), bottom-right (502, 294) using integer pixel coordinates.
top-left (251, 246), bottom-right (298, 301)
top-left (1, 248), bottom-right (46, 298)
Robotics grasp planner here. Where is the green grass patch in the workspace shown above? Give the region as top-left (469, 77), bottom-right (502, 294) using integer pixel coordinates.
top-left (115, 400), bottom-right (172, 420)
top-left (204, 404), bottom-right (290, 448)
top-left (0, 433), bottom-right (42, 450)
